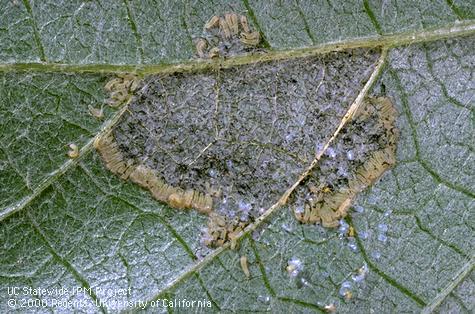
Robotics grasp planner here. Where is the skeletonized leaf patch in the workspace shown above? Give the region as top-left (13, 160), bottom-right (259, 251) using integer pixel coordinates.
top-left (95, 48), bottom-right (396, 247)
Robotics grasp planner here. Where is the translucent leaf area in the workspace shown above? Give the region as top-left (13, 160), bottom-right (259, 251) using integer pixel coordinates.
top-left (111, 49), bottom-right (379, 221)
top-left (0, 1), bottom-right (474, 313)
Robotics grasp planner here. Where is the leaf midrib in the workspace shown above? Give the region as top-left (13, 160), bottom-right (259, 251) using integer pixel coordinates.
top-left (0, 21), bottom-right (474, 75)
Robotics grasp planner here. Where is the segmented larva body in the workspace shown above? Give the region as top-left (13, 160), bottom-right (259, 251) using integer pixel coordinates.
top-left (240, 31), bottom-right (260, 46)
top-left (224, 13), bottom-right (239, 36)
top-left (294, 97), bottom-right (399, 227)
top-left (324, 303), bottom-right (337, 313)
top-left (240, 256), bottom-right (250, 278)
top-left (208, 47), bottom-right (220, 59)
top-left (219, 17), bottom-right (231, 39)
top-left (195, 38), bottom-right (208, 58)
top-left (240, 15), bottom-right (250, 33)
top-left (68, 143), bottom-right (79, 159)
top-left (95, 132), bottom-right (213, 214)
top-left (88, 105), bottom-right (104, 119)
top-left (204, 15), bottom-right (220, 30)
top-left (167, 189), bottom-right (213, 214)
top-left (94, 132), bottom-right (136, 180)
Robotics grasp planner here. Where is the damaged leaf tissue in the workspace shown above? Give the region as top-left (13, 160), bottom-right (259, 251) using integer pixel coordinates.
top-left (2, 3), bottom-right (472, 314)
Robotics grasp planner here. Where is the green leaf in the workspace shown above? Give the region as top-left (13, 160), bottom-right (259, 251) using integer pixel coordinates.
top-left (1, 1), bottom-right (474, 313)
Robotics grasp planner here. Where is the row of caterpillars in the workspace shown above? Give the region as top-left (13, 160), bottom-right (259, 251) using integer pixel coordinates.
top-left (95, 130), bottom-right (251, 248)
top-left (293, 97), bottom-right (399, 227)
top-left (94, 132), bottom-right (213, 215)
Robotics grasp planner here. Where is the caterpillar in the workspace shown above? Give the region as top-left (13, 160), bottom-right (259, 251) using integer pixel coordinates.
top-left (293, 97), bottom-right (399, 227)
top-left (324, 303), bottom-right (336, 313)
top-left (240, 15), bottom-right (250, 33)
top-left (195, 38), bottom-right (208, 58)
top-left (240, 255), bottom-right (250, 278)
top-left (94, 132), bottom-right (137, 180)
top-left (219, 16), bottom-right (232, 39)
top-left (204, 15), bottom-right (220, 30)
top-left (208, 47), bottom-right (220, 59)
top-left (224, 13), bottom-right (239, 36)
top-left (240, 31), bottom-right (260, 47)
top-left (88, 105), bottom-right (104, 119)
top-left (67, 143), bottom-right (79, 159)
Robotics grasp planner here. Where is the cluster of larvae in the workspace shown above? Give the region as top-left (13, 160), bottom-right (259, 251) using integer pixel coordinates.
top-left (196, 13), bottom-right (260, 58)
top-left (294, 97), bottom-right (399, 227)
top-left (67, 75), bottom-right (136, 159)
top-left (95, 126), bottom-right (250, 247)
top-left (95, 127), bottom-right (249, 247)
top-left (97, 74), bottom-right (251, 247)
top-left (104, 74), bottom-right (140, 108)
top-left (96, 57), bottom-right (398, 247)
top-left (203, 212), bottom-right (252, 248)
top-left (94, 131), bottom-right (213, 214)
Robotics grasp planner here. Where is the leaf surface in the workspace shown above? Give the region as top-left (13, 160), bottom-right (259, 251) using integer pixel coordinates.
top-left (0, 1), bottom-right (474, 313)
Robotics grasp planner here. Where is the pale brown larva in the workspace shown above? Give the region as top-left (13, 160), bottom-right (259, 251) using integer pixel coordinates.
top-left (224, 13), bottom-right (239, 36)
top-left (88, 105), bottom-right (104, 119)
top-left (294, 147), bottom-right (396, 227)
top-left (196, 13), bottom-right (260, 59)
top-left (204, 15), bottom-right (220, 30)
top-left (240, 31), bottom-right (260, 46)
top-left (203, 212), bottom-right (250, 247)
top-left (324, 304), bottom-right (336, 313)
top-left (67, 143), bottom-right (79, 159)
top-left (240, 256), bottom-right (250, 278)
top-left (208, 47), bottom-right (220, 58)
top-left (104, 74), bottom-right (140, 108)
top-left (167, 189), bottom-right (213, 214)
top-left (94, 132), bottom-right (137, 179)
top-left (95, 133), bottom-right (213, 214)
top-left (240, 15), bottom-right (250, 33)
top-left (195, 38), bottom-right (208, 58)
top-left (219, 17), bottom-right (231, 39)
